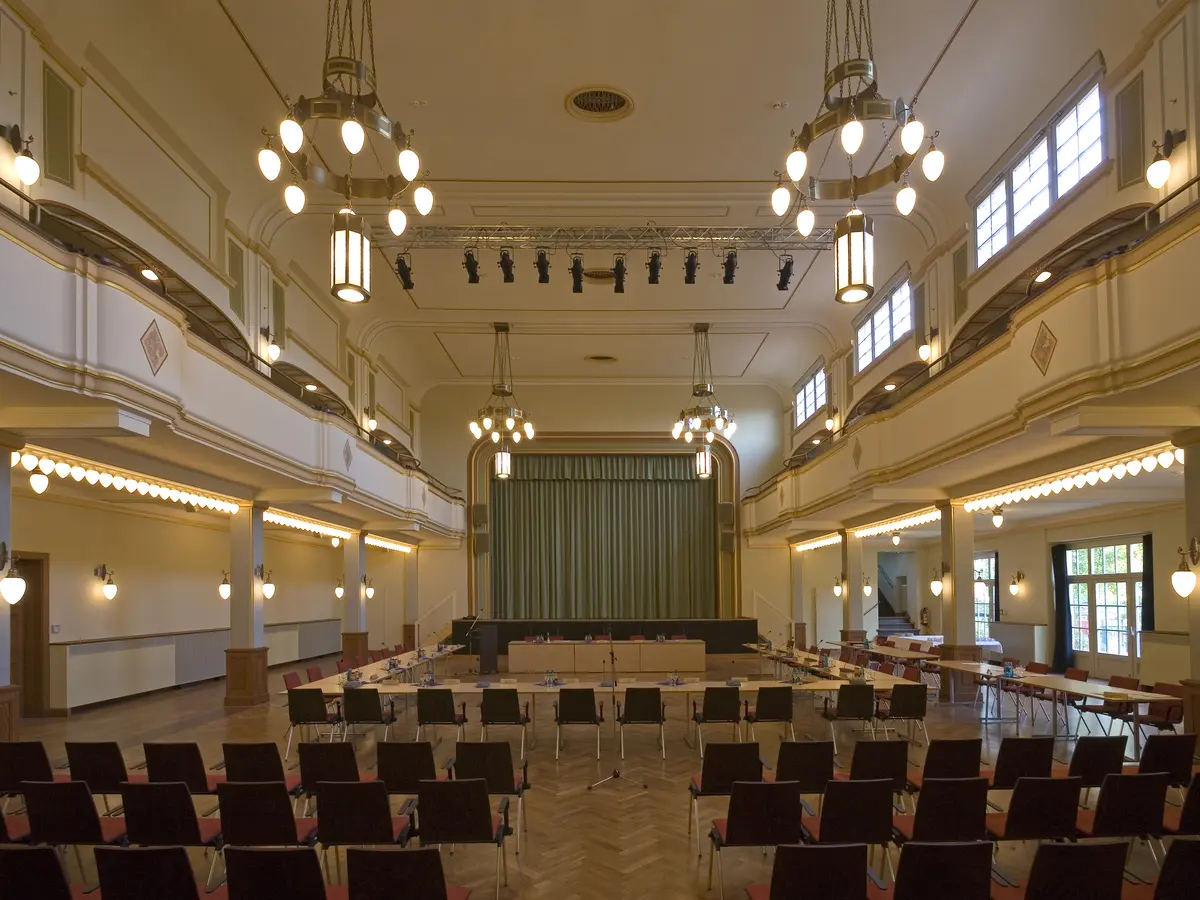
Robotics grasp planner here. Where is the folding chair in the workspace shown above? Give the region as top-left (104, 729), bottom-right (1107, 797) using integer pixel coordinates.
top-left (376, 741), bottom-right (447, 796)
top-left (93, 846), bottom-right (208, 900)
top-left (223, 846), bottom-right (327, 900)
top-left (1163, 773), bottom-right (1200, 836)
top-left (890, 841), bottom-right (994, 900)
top-left (907, 738), bottom-right (982, 792)
top-left (64, 742), bottom-right (146, 813)
top-left (285, 688), bottom-right (344, 760)
top-left (985, 776), bottom-right (1082, 842)
top-left (297, 741), bottom-right (366, 814)
top-left (416, 688), bottom-right (467, 743)
top-left (692, 686), bottom-right (742, 756)
top-left (891, 777), bottom-right (988, 843)
top-left (553, 688), bottom-right (604, 760)
top-left (221, 742), bottom-right (303, 800)
top-left (20, 780), bottom-right (128, 878)
top-left (0, 845), bottom-right (88, 900)
top-left (800, 777), bottom-right (896, 881)
top-left (980, 736), bottom-right (1055, 789)
top-left (875, 682), bottom-right (928, 744)
top-left (744, 686), bottom-right (795, 742)
top-left (617, 687), bottom-right (666, 759)
top-left (821, 682), bottom-right (876, 754)
top-left (413, 778), bottom-right (510, 900)
top-left (1122, 838), bottom-right (1200, 900)
top-left (143, 743), bottom-right (224, 795)
top-left (342, 687), bottom-right (397, 742)
top-left (345, 846), bottom-right (471, 900)
top-left (688, 742), bottom-right (763, 856)
top-left (742, 843), bottom-right (881, 900)
top-left (118, 782), bottom-right (224, 886)
top-left (989, 840), bottom-right (1127, 899)
top-left (451, 741), bottom-right (529, 854)
top-left (707, 781), bottom-right (804, 900)
top-left (1075, 773), bottom-right (1169, 867)
top-left (215, 781), bottom-right (318, 849)
top-left (314, 780), bottom-right (412, 880)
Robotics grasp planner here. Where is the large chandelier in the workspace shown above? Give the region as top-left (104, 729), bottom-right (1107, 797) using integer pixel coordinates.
top-left (469, 324), bottom-right (535, 445)
top-left (772, 0), bottom-right (947, 305)
top-left (255, 0), bottom-right (435, 304)
top-left (672, 324), bottom-right (736, 449)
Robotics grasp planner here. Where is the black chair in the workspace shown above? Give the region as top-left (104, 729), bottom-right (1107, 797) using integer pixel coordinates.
top-left (838, 739), bottom-right (910, 809)
top-left (0, 804), bottom-right (29, 843)
top-left (284, 688), bottom-right (343, 760)
top-left (216, 781), bottom-right (318, 848)
top-left (688, 742), bottom-right (764, 856)
top-left (376, 741), bottom-right (446, 796)
top-left (413, 778), bottom-right (509, 900)
top-left (742, 843), bottom-right (879, 900)
top-left (876, 682), bottom-right (928, 744)
top-left (1124, 838), bottom-right (1200, 900)
top-left (479, 688), bottom-right (531, 757)
top-left (20, 780), bottom-right (128, 878)
top-left (0, 845), bottom-right (85, 900)
top-left (891, 841), bottom-right (995, 900)
top-left (821, 683), bottom-right (876, 753)
top-left (617, 687), bottom-right (667, 759)
top-left (297, 741), bottom-right (365, 814)
top-left (223, 846), bottom-right (327, 900)
top-left (0, 741), bottom-right (65, 803)
top-left (119, 781), bottom-right (224, 885)
top-left (990, 840), bottom-right (1127, 899)
top-left (345, 846), bottom-right (471, 900)
top-left (908, 738), bottom-right (982, 792)
top-left (221, 742), bottom-right (303, 800)
top-left (64, 742), bottom-right (145, 813)
top-left (1053, 734), bottom-right (1126, 803)
top-left (707, 781), bottom-right (803, 900)
top-left (342, 687), bottom-right (398, 742)
top-left (1163, 773), bottom-right (1200, 836)
top-left (143, 743), bottom-right (224, 795)
top-left (744, 686), bottom-right (795, 742)
top-left (985, 776), bottom-right (1082, 842)
top-left (1130, 733), bottom-right (1198, 797)
top-left (981, 736), bottom-right (1055, 789)
top-left (416, 688), bottom-right (467, 743)
top-left (452, 741), bottom-right (529, 854)
top-left (800, 777), bottom-right (896, 880)
top-left (1075, 773), bottom-right (1169, 864)
top-left (769, 740), bottom-right (835, 806)
top-left (553, 688), bottom-right (604, 760)
top-left (314, 780), bottom-right (411, 879)
top-left (94, 845), bottom-right (206, 900)
top-left (891, 777), bottom-right (989, 843)
top-left (692, 686), bottom-right (742, 756)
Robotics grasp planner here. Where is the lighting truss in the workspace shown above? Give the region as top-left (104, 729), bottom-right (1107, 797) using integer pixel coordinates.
top-left (376, 223), bottom-right (833, 252)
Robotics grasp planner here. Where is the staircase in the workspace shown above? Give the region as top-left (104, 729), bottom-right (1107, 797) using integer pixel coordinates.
top-left (877, 614), bottom-right (916, 638)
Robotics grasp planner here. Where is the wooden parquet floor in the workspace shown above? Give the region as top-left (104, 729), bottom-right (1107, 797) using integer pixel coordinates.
top-left (17, 654), bottom-right (1165, 898)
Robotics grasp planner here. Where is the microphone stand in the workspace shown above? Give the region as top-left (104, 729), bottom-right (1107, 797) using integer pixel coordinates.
top-left (463, 611), bottom-right (483, 675)
top-left (588, 625), bottom-right (647, 790)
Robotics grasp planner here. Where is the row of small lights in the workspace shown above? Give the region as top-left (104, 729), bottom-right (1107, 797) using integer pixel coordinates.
top-left (9, 450), bottom-right (240, 514)
top-left (263, 510), bottom-right (352, 541)
top-left (793, 533), bottom-right (842, 553)
top-left (854, 508), bottom-right (941, 539)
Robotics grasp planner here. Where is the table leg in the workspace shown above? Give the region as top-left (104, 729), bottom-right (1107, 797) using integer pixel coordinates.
top-left (1132, 705), bottom-right (1142, 759)
top-left (1050, 690), bottom-right (1059, 740)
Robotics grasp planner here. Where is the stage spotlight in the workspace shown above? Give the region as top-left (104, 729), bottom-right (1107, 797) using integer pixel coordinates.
top-left (612, 255), bottom-right (627, 293)
top-left (498, 249), bottom-right (515, 283)
top-left (570, 254), bottom-right (584, 294)
top-left (463, 249), bottom-right (480, 284)
top-left (684, 250), bottom-right (699, 285)
top-left (777, 255), bottom-right (794, 291)
top-left (534, 249), bottom-right (550, 284)
top-left (395, 254), bottom-right (414, 290)
top-left (722, 250), bottom-right (737, 285)
top-left (647, 250), bottom-right (662, 284)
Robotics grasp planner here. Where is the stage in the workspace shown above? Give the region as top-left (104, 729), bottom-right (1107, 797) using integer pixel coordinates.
top-left (449, 617), bottom-right (758, 656)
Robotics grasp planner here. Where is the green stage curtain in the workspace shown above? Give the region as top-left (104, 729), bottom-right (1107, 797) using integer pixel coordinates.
top-left (490, 454), bottom-right (718, 618)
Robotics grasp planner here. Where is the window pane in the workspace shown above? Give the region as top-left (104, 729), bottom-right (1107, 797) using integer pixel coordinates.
top-left (873, 304), bottom-right (891, 358)
top-left (815, 371), bottom-right (826, 409)
top-left (1057, 85), bottom-right (1102, 196)
top-left (1114, 544), bottom-right (1128, 574)
top-left (1130, 542), bottom-right (1143, 573)
top-left (858, 322), bottom-right (873, 370)
top-left (891, 283), bottom-right (912, 338)
top-left (976, 182), bottom-right (1008, 265)
top-left (1069, 583), bottom-right (1090, 652)
top-left (1012, 137), bottom-right (1051, 236)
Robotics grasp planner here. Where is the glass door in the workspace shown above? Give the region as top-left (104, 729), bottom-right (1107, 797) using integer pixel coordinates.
top-left (1065, 541), bottom-right (1143, 678)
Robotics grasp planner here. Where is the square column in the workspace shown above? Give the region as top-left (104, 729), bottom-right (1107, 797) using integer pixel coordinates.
top-left (342, 532), bottom-right (369, 661)
top-left (0, 436), bottom-right (21, 737)
top-left (225, 501), bottom-right (268, 707)
top-left (403, 546), bottom-right (418, 650)
top-left (840, 531), bottom-right (865, 642)
top-left (790, 549), bottom-right (807, 649)
top-left (937, 501), bottom-right (980, 700)
top-left (1178, 440), bottom-right (1200, 730)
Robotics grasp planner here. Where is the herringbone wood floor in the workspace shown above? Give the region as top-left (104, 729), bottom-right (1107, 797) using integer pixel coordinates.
top-left (19, 654), bottom-right (1163, 898)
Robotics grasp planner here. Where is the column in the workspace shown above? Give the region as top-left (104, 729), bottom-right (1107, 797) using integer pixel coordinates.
top-left (225, 501), bottom-right (268, 706)
top-left (840, 531), bottom-right (865, 642)
top-left (937, 501), bottom-right (979, 700)
top-left (0, 435), bottom-right (20, 736)
top-left (341, 532), bottom-right (369, 662)
top-left (790, 549), bottom-right (806, 648)
top-left (1179, 439), bottom-right (1200, 730)
top-left (403, 546), bottom-right (418, 650)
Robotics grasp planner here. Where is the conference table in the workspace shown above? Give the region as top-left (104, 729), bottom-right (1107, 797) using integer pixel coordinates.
top-left (305, 644), bottom-right (464, 695)
top-left (506, 638), bottom-right (707, 674)
top-left (831, 641), bottom-right (939, 662)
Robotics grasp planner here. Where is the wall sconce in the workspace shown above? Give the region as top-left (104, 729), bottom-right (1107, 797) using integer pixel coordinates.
top-left (930, 565), bottom-right (947, 597)
top-left (95, 565), bottom-right (118, 600)
top-left (0, 124), bottom-right (40, 186)
top-left (0, 542), bottom-right (26, 605)
top-left (218, 572), bottom-right (231, 600)
top-left (833, 574), bottom-right (844, 598)
top-left (918, 327), bottom-right (939, 362)
top-left (1009, 571), bottom-right (1025, 596)
top-left (1171, 538), bottom-right (1199, 598)
top-left (891, 531), bottom-right (900, 545)
top-left (334, 577), bottom-right (344, 600)
top-left (1147, 129), bottom-right (1187, 189)
top-left (992, 508), bottom-right (1004, 528)
top-left (260, 328), bottom-right (280, 363)
top-left (862, 576), bottom-right (873, 598)
top-left (824, 407), bottom-right (839, 432)
top-left (365, 409), bottom-right (378, 432)
top-left (255, 564), bottom-right (275, 600)
top-left (364, 576), bottom-right (375, 599)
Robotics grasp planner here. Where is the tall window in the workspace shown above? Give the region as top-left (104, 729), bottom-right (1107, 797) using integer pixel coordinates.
top-left (794, 369), bottom-right (827, 426)
top-left (856, 281), bottom-right (911, 371)
top-left (975, 183), bottom-right (1008, 266)
top-left (1066, 538), bottom-right (1144, 660)
top-left (1056, 84), bottom-right (1102, 196)
top-left (973, 553), bottom-right (998, 643)
top-left (1011, 138), bottom-right (1050, 236)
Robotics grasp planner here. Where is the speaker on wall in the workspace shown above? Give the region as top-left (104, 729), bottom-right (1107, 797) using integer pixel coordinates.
top-left (718, 502), bottom-right (735, 526)
top-left (720, 532), bottom-right (735, 553)
top-left (474, 533), bottom-right (491, 555)
top-left (472, 504), bottom-right (488, 529)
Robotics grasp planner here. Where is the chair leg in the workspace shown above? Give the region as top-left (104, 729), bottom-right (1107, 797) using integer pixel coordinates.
top-left (555, 724), bottom-right (561, 761)
top-left (698, 725), bottom-right (704, 758)
top-left (829, 720), bottom-right (838, 756)
top-left (707, 841), bottom-right (714, 889)
top-left (660, 724), bottom-right (666, 760)
top-left (285, 725), bottom-right (296, 761)
top-left (520, 725), bottom-right (526, 760)
top-left (495, 845), bottom-right (502, 900)
top-left (620, 724), bottom-right (626, 760)
top-left (595, 724), bottom-right (601, 759)
top-left (205, 846), bottom-right (220, 888)
top-left (715, 844), bottom-right (725, 900)
top-left (789, 723), bottom-right (796, 742)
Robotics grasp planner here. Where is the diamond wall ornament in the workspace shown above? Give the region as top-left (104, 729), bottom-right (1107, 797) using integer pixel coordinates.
top-left (1030, 321), bottom-right (1058, 376)
top-left (852, 438), bottom-right (863, 470)
top-left (343, 439), bottom-right (353, 472)
top-left (140, 320), bottom-right (168, 376)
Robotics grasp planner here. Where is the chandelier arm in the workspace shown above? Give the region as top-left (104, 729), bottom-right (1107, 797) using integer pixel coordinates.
top-left (807, 152), bottom-right (914, 200)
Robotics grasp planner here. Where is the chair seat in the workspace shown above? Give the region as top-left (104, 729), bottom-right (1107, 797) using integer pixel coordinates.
top-left (197, 817), bottom-right (224, 845)
top-left (892, 813), bottom-right (915, 841)
top-left (3, 813), bottom-right (30, 842)
top-left (447, 887), bottom-right (471, 900)
top-left (100, 817), bottom-right (128, 843)
top-left (203, 773), bottom-right (227, 793)
top-left (711, 818), bottom-right (728, 844)
top-left (985, 812), bottom-right (1009, 840)
top-left (800, 815), bottom-right (822, 842)
top-left (748, 885), bottom-right (891, 900)
top-left (990, 884), bottom-right (1023, 899)
top-left (70, 888), bottom-right (95, 900)
top-left (1120, 883), bottom-right (1156, 899)
top-left (492, 813), bottom-right (506, 841)
top-left (296, 817), bottom-right (319, 844)
top-left (1163, 804), bottom-right (1191, 834)
top-left (820, 706), bottom-right (864, 721)
top-left (392, 814), bottom-right (411, 842)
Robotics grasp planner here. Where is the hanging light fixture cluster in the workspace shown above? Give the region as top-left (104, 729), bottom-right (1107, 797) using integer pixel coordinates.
top-left (772, 0), bottom-right (947, 304)
top-left (671, 324), bottom-right (737, 452)
top-left (255, 0), bottom-right (435, 304)
top-left (470, 324), bottom-right (535, 481)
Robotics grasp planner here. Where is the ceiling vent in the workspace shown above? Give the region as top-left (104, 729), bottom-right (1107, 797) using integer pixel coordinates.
top-left (566, 87), bottom-right (634, 122)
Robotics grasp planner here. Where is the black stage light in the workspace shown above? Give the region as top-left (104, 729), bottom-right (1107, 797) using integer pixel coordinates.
top-left (684, 250), bottom-right (699, 285)
top-left (396, 254), bottom-right (414, 290)
top-left (777, 255), bottom-right (794, 291)
top-left (722, 250), bottom-right (738, 284)
top-left (498, 249), bottom-right (515, 283)
top-left (463, 249), bottom-right (480, 284)
top-left (613, 255), bottom-right (627, 293)
top-left (570, 254), bottom-right (584, 294)
top-left (647, 250), bottom-right (662, 284)
top-left (534, 249), bottom-right (550, 284)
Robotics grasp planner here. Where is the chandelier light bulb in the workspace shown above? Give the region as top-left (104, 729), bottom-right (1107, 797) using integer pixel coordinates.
top-left (841, 118), bottom-right (864, 155)
top-left (1143, 455), bottom-right (1158, 472)
top-left (266, 337), bottom-right (281, 363)
top-left (796, 206), bottom-right (815, 237)
top-left (1009, 579), bottom-right (1020, 596)
top-left (524, 422), bottom-right (534, 439)
top-left (398, 148), bottom-right (421, 181)
top-left (918, 342), bottom-right (932, 361)
top-left (1172, 556), bottom-right (1197, 598)
top-left (85, 470), bottom-right (99, 485)
top-left (770, 185), bottom-right (791, 216)
top-left (706, 431), bottom-right (715, 443)
top-left (341, 118), bottom-right (365, 154)
top-left (335, 583), bottom-right (344, 599)
top-left (257, 146), bottom-right (282, 181)
top-left (726, 421), bottom-right (736, 437)
top-left (470, 421), bottom-right (482, 439)
top-left (512, 431), bottom-right (521, 444)
top-left (0, 567), bottom-right (26, 605)
top-left (388, 207), bottom-right (407, 237)
top-left (506, 417), bottom-right (516, 431)
top-left (279, 116), bottom-right (304, 153)
top-left (366, 583), bottom-right (375, 599)
top-left (414, 185), bottom-right (434, 216)
top-left (715, 416), bottom-right (725, 430)
top-left (684, 431), bottom-right (693, 443)
top-left (786, 149), bottom-right (808, 182)
top-left (1177, 448), bottom-right (1186, 464)
top-left (29, 472), bottom-right (48, 494)
top-left (930, 576), bottom-right (943, 597)
top-left (482, 416), bottom-right (493, 430)
top-left (901, 119), bottom-right (925, 155)
top-left (1127, 459), bottom-right (1142, 476)
top-left (38, 458), bottom-right (54, 475)
top-left (284, 183), bottom-right (306, 215)
top-left (896, 183), bottom-right (916, 216)
top-left (1146, 152), bottom-right (1171, 190)
top-left (99, 473), bottom-right (113, 488)
top-left (54, 462), bottom-right (70, 478)
top-left (922, 142), bottom-right (945, 182)
top-left (863, 579), bottom-right (873, 597)
top-left (14, 149), bottom-right (39, 187)
top-left (20, 454), bottom-right (37, 471)
top-left (491, 431), bottom-right (500, 444)
top-left (1158, 450), bottom-right (1174, 468)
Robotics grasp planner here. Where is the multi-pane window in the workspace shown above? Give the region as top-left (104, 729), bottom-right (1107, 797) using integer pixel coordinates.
top-left (1065, 539), bottom-right (1144, 659)
top-left (794, 369), bottom-right (827, 427)
top-left (973, 553), bottom-right (998, 644)
top-left (856, 281), bottom-right (912, 371)
top-left (1056, 85), bottom-right (1102, 196)
top-left (1011, 138), bottom-right (1050, 236)
top-left (975, 183), bottom-right (1008, 266)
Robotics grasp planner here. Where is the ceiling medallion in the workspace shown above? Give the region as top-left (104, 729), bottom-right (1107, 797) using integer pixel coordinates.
top-left (255, 0), bottom-right (435, 304)
top-left (772, 0), bottom-right (948, 305)
top-left (470, 324), bottom-right (536, 457)
top-left (672, 325), bottom-right (736, 459)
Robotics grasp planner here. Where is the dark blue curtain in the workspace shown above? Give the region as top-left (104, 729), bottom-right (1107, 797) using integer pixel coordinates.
top-left (1050, 543), bottom-right (1074, 672)
top-left (1141, 533), bottom-right (1155, 632)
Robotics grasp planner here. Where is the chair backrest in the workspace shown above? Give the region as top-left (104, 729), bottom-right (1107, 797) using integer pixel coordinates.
top-left (342, 687), bottom-right (385, 724)
top-left (0, 846), bottom-right (75, 900)
top-left (120, 781), bottom-right (203, 845)
top-left (0, 741), bottom-right (53, 794)
top-left (94, 846), bottom-right (201, 900)
top-left (224, 847), bottom-right (327, 900)
top-left (816, 778), bottom-right (894, 844)
top-left (64, 741), bottom-right (130, 795)
top-left (1004, 777), bottom-right (1083, 840)
top-left (833, 683), bottom-right (876, 718)
top-left (1021, 841), bottom-right (1127, 900)
top-left (1147, 682), bottom-right (1185, 724)
top-left (696, 742), bottom-right (763, 795)
top-left (305, 665), bottom-right (324, 683)
top-left (1154, 838), bottom-right (1200, 900)
top-left (1026, 661), bottom-right (1050, 675)
top-left (892, 841), bottom-right (994, 900)
top-left (222, 743), bottom-right (286, 784)
top-left (1089, 772), bottom-right (1169, 837)
top-left (549, 634), bottom-right (565, 641)
top-left (902, 665), bottom-right (922, 682)
top-left (1139, 733), bottom-right (1198, 785)
top-left (346, 847), bottom-right (451, 900)
top-left (622, 687), bottom-right (664, 724)
top-left (315, 780), bottom-right (395, 845)
top-left (1177, 773), bottom-right (1200, 835)
top-left (556, 688), bottom-right (599, 724)
top-left (722, 781), bottom-right (804, 847)
top-left (887, 683), bottom-right (927, 719)
top-left (282, 671), bottom-right (303, 692)
top-left (751, 686), bottom-right (793, 722)
top-left (991, 736), bottom-right (1055, 788)
top-left (286, 688), bottom-right (331, 725)
top-left (628, 634), bottom-right (646, 641)
top-left (453, 741), bottom-right (519, 794)
top-left (774, 740), bottom-right (834, 793)
top-left (763, 843), bottom-right (869, 900)
top-left (670, 634), bottom-right (687, 641)
top-left (337, 659), bottom-right (350, 674)
top-left (1066, 735), bottom-right (1127, 787)
top-left (480, 688), bottom-right (523, 724)
top-left (415, 778), bottom-right (497, 843)
top-left (921, 739), bottom-right (982, 780)
top-left (700, 686), bottom-right (741, 721)
top-left (909, 778), bottom-right (989, 841)
top-left (849, 739), bottom-right (909, 793)
top-left (216, 782), bottom-right (303, 846)
top-left (143, 742), bottom-right (209, 793)
top-left (1063, 666), bottom-right (1090, 681)
top-left (20, 780), bottom-right (104, 844)
top-left (416, 688), bottom-right (459, 724)
top-left (298, 741), bottom-right (359, 797)
top-left (375, 741), bottom-right (437, 794)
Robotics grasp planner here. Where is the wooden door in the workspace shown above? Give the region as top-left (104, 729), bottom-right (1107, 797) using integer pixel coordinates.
top-left (9, 556), bottom-right (48, 717)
